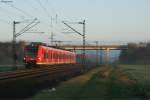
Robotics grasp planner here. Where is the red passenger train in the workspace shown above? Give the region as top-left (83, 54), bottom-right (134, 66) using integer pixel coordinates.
top-left (23, 43), bottom-right (76, 67)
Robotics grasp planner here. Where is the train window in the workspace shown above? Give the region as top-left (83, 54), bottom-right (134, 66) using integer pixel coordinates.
top-left (25, 46), bottom-right (38, 57)
top-left (53, 53), bottom-right (56, 59)
top-left (58, 53), bottom-right (60, 59)
top-left (64, 54), bottom-right (66, 59)
top-left (59, 54), bottom-right (60, 59)
top-left (44, 51), bottom-right (49, 58)
top-left (66, 55), bottom-right (68, 59)
top-left (67, 55), bottom-right (69, 59)
top-left (49, 52), bottom-right (51, 59)
top-left (44, 52), bottom-right (46, 58)
top-left (47, 52), bottom-right (48, 58)
top-left (60, 54), bottom-right (63, 59)
top-left (59, 53), bottom-right (61, 59)
top-left (51, 51), bottom-right (53, 59)
top-left (56, 53), bottom-right (58, 59)
top-left (49, 51), bottom-right (52, 59)
top-left (48, 52), bottom-right (49, 58)
top-left (54, 53), bottom-right (56, 59)
top-left (48, 51), bottom-right (50, 58)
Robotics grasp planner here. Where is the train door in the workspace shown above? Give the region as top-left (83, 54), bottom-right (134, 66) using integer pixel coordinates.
top-left (37, 46), bottom-right (43, 64)
top-left (56, 50), bottom-right (59, 64)
top-left (69, 54), bottom-right (71, 63)
top-left (44, 48), bottom-right (49, 64)
top-left (51, 49), bottom-right (54, 64)
top-left (60, 51), bottom-right (63, 64)
top-left (53, 50), bottom-right (56, 64)
top-left (43, 48), bottom-right (46, 64)
top-left (62, 52), bottom-right (64, 64)
top-left (64, 53), bottom-right (66, 64)
top-left (48, 49), bottom-right (52, 64)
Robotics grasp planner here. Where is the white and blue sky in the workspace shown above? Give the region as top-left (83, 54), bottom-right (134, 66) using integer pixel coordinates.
top-left (0, 0), bottom-right (150, 44)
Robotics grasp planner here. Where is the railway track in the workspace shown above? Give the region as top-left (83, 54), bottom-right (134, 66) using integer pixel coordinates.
top-left (0, 64), bottom-right (80, 83)
top-left (0, 64), bottom-right (93, 99)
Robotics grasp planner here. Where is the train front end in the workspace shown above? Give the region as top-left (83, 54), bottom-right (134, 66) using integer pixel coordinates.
top-left (23, 45), bottom-right (38, 67)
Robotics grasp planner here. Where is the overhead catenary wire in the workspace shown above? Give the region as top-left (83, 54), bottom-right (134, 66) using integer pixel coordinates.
top-left (44, 1), bottom-right (73, 39)
top-left (9, 4), bottom-right (33, 18)
top-left (15, 21), bottom-right (40, 37)
top-left (0, 0), bottom-right (63, 42)
top-left (0, 6), bottom-right (19, 18)
top-left (0, 18), bottom-right (10, 24)
top-left (15, 19), bottom-right (40, 37)
top-left (25, 0), bottom-right (52, 31)
top-left (35, 0), bottom-right (60, 44)
top-left (36, 0), bottom-right (51, 19)
top-left (1, 1), bottom-right (33, 18)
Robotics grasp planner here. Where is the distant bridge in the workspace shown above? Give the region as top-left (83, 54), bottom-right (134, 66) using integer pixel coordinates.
top-left (60, 44), bottom-right (128, 63)
top-left (60, 45), bottom-right (128, 50)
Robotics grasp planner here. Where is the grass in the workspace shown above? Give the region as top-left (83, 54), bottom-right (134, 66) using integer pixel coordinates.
top-left (29, 67), bottom-right (103, 100)
top-left (118, 64), bottom-right (150, 98)
top-left (29, 65), bottom-right (150, 100)
top-left (119, 64), bottom-right (150, 86)
top-left (0, 66), bottom-right (15, 72)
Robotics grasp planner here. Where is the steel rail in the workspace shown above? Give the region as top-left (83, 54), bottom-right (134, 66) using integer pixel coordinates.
top-left (0, 65), bottom-right (67, 77)
top-left (0, 64), bottom-right (78, 82)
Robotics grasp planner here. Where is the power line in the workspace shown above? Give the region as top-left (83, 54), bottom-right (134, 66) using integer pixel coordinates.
top-left (35, 0), bottom-right (53, 29)
top-left (46, 0), bottom-right (57, 16)
top-left (23, 0), bottom-right (49, 31)
top-left (36, 0), bottom-right (51, 18)
top-left (25, 0), bottom-right (40, 17)
top-left (1, 1), bottom-right (33, 18)
top-left (0, 18), bottom-right (10, 24)
top-left (15, 19), bottom-right (40, 37)
top-left (0, 5), bottom-right (22, 19)
top-left (9, 4), bottom-right (33, 18)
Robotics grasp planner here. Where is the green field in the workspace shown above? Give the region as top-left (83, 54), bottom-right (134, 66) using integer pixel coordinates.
top-left (119, 64), bottom-right (150, 98)
top-left (119, 65), bottom-right (150, 84)
top-left (29, 65), bottom-right (150, 100)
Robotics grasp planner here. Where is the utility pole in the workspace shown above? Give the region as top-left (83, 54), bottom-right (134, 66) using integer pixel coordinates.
top-left (12, 21), bottom-right (17, 69)
top-left (50, 15), bottom-right (58, 45)
top-left (50, 32), bottom-right (54, 45)
top-left (12, 19), bottom-right (40, 69)
top-left (82, 20), bottom-right (86, 66)
top-left (95, 41), bottom-right (99, 66)
top-left (62, 20), bottom-right (86, 69)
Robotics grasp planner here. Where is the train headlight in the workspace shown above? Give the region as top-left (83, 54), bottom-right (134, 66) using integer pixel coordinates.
top-left (38, 57), bottom-right (41, 61)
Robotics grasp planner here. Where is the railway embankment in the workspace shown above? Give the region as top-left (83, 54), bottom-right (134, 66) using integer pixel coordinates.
top-left (0, 64), bottom-right (85, 99)
top-left (30, 64), bottom-right (150, 100)
top-left (0, 64), bottom-right (149, 99)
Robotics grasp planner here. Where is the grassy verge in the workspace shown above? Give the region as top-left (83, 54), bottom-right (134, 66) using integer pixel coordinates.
top-left (118, 64), bottom-right (150, 98)
top-left (29, 67), bottom-right (103, 100)
top-left (0, 66), bottom-right (15, 72)
top-left (30, 65), bottom-right (150, 100)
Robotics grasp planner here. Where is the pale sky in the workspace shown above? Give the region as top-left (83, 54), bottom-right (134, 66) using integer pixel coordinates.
top-left (0, 0), bottom-right (150, 44)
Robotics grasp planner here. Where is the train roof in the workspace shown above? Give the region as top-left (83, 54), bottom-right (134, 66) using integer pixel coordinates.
top-left (40, 45), bottom-right (75, 54)
top-left (25, 42), bottom-right (75, 54)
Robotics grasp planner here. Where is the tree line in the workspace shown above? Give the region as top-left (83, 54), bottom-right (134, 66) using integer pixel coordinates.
top-left (0, 41), bottom-right (25, 65)
top-left (119, 43), bottom-right (150, 64)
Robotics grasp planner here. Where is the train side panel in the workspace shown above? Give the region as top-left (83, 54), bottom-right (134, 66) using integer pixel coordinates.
top-left (24, 45), bottom-right (76, 66)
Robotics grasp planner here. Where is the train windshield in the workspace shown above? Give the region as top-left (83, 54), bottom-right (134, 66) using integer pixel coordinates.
top-left (25, 46), bottom-right (38, 57)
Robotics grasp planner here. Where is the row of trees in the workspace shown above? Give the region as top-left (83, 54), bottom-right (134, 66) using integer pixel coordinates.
top-left (119, 44), bottom-right (150, 64)
top-left (0, 41), bottom-right (25, 65)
